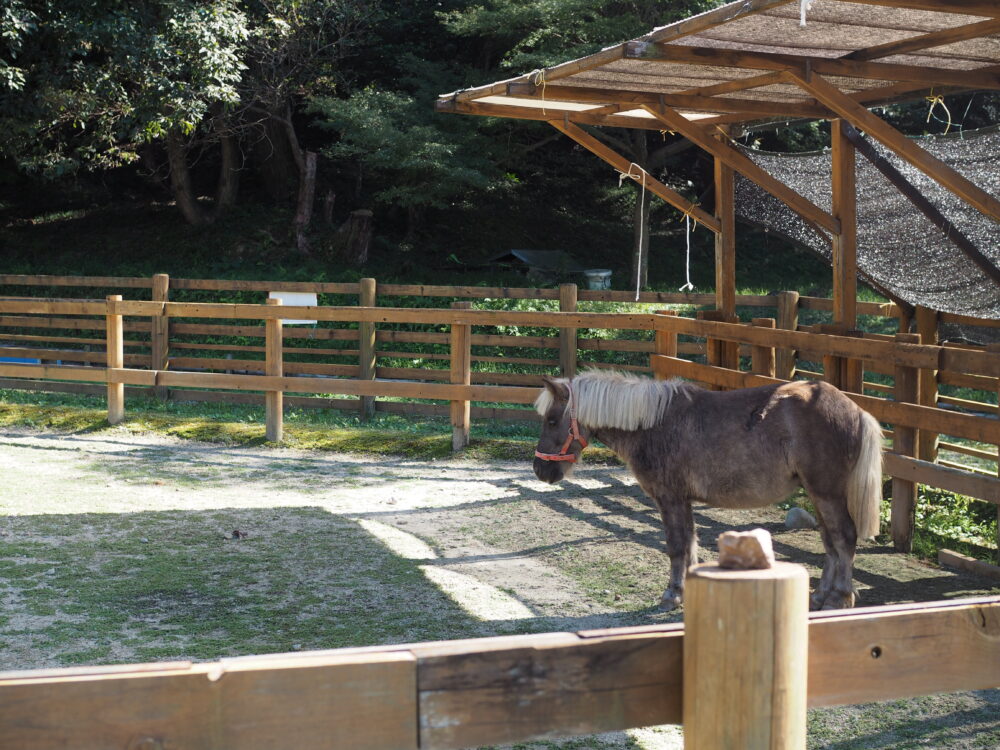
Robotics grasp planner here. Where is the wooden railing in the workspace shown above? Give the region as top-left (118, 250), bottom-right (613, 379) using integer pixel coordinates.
top-left (1, 582), bottom-right (997, 749)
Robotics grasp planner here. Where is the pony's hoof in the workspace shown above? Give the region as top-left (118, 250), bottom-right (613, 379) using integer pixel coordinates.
top-left (809, 592), bottom-right (828, 611)
top-left (660, 591), bottom-right (683, 611)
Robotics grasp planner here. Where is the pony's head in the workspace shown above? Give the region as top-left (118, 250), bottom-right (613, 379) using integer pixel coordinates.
top-left (532, 376), bottom-right (589, 484)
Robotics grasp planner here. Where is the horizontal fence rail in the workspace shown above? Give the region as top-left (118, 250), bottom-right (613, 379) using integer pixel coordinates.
top-left (1, 596), bottom-right (997, 750)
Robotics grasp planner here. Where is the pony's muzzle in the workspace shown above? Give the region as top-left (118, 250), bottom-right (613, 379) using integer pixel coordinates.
top-left (533, 456), bottom-right (565, 484)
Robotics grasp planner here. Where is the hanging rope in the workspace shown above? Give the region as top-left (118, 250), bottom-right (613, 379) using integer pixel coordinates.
top-left (799, 0), bottom-right (814, 27)
top-left (679, 212), bottom-right (696, 292)
top-left (618, 163), bottom-right (648, 302)
top-left (532, 69), bottom-right (548, 116)
top-left (925, 91), bottom-right (952, 135)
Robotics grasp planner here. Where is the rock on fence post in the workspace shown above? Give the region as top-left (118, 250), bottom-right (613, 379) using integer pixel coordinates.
top-left (265, 298), bottom-right (283, 442)
top-left (105, 295), bottom-right (125, 425)
top-left (683, 530), bottom-right (808, 750)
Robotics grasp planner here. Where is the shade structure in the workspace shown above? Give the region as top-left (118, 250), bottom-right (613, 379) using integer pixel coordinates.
top-left (436, 0), bottom-right (1000, 322)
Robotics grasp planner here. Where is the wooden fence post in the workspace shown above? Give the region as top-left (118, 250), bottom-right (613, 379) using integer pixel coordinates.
top-left (775, 290), bottom-right (799, 380)
top-left (654, 310), bottom-right (678, 374)
top-left (151, 273), bottom-right (170, 400)
top-left (990, 343), bottom-right (1000, 564)
top-left (819, 323), bottom-right (846, 390)
top-left (359, 278), bottom-right (377, 421)
top-left (265, 298), bottom-right (283, 442)
top-left (450, 301), bottom-right (472, 451)
top-left (684, 556), bottom-right (808, 749)
top-left (105, 295), bottom-right (124, 425)
top-left (892, 332), bottom-right (920, 552)
top-left (842, 329), bottom-right (865, 394)
top-left (559, 283), bottom-right (577, 378)
top-left (750, 318), bottom-right (776, 377)
top-left (915, 305), bottom-right (939, 463)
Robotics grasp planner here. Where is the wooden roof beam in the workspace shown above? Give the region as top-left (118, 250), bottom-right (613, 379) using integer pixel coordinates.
top-left (549, 120), bottom-right (722, 233)
top-left (639, 104), bottom-right (841, 235)
top-left (843, 18), bottom-right (1000, 62)
top-left (624, 43), bottom-right (1000, 90)
top-left (675, 71), bottom-right (788, 98)
top-left (784, 70), bottom-right (1000, 222)
top-left (505, 82), bottom-right (830, 118)
top-left (435, 98), bottom-right (682, 132)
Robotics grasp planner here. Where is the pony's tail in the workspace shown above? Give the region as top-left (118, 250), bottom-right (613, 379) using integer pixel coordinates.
top-left (848, 410), bottom-right (883, 540)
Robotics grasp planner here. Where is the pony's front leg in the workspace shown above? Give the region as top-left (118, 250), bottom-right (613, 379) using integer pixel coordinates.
top-left (656, 497), bottom-right (697, 610)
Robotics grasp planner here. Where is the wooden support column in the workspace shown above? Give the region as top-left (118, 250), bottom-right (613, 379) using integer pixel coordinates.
top-left (992, 343), bottom-right (1000, 564)
top-left (559, 283), bottom-right (578, 378)
top-left (697, 310), bottom-right (725, 388)
top-left (775, 290), bottom-right (799, 380)
top-left (105, 295), bottom-right (124, 425)
top-left (684, 558), bottom-right (808, 749)
top-left (150, 273), bottom-right (170, 400)
top-left (359, 278), bottom-right (377, 421)
top-left (450, 301), bottom-right (472, 451)
top-left (842, 329), bottom-right (865, 394)
top-left (892, 332), bottom-right (920, 553)
top-left (265, 298), bottom-right (283, 442)
top-left (915, 305), bottom-right (940, 463)
top-left (831, 119), bottom-right (857, 329)
top-left (751, 318), bottom-right (776, 377)
top-left (714, 138), bottom-right (736, 323)
top-left (654, 310), bottom-right (679, 372)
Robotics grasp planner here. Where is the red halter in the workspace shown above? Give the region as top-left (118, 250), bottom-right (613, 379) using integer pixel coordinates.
top-left (534, 382), bottom-right (589, 462)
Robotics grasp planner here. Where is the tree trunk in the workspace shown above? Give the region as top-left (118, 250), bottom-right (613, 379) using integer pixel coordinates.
top-left (293, 150), bottom-right (318, 254)
top-left (215, 130), bottom-right (241, 216)
top-left (336, 209), bottom-right (373, 265)
top-left (629, 130), bottom-right (651, 291)
top-left (166, 132), bottom-right (210, 226)
top-left (249, 104), bottom-right (300, 203)
top-left (323, 190), bottom-right (336, 225)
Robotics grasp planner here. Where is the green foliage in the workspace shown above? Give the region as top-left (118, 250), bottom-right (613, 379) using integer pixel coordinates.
top-left (2, 0), bottom-right (248, 176)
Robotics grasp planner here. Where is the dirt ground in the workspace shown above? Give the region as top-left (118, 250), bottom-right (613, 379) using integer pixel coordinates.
top-left (1, 427), bottom-right (998, 749)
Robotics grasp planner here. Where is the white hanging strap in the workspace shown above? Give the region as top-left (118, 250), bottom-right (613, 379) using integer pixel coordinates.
top-left (800, 0), bottom-right (814, 27)
top-left (679, 214), bottom-right (695, 292)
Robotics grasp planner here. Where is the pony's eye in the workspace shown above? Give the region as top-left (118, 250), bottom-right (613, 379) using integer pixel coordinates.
top-left (548, 418), bottom-right (558, 426)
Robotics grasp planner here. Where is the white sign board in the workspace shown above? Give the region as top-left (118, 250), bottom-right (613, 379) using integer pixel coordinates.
top-left (268, 291), bottom-right (318, 325)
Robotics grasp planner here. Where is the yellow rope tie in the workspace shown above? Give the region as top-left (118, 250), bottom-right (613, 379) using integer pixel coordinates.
top-left (532, 69), bottom-right (548, 116)
top-left (925, 91), bottom-right (952, 135)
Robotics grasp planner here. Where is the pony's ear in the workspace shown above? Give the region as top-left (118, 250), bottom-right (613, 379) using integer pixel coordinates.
top-left (541, 375), bottom-right (570, 401)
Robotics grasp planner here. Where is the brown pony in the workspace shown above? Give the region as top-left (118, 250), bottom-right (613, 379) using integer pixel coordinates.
top-left (533, 371), bottom-right (883, 610)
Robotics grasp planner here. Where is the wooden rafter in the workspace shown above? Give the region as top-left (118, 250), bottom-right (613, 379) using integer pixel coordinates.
top-left (784, 70), bottom-right (1000, 222)
top-left (505, 82), bottom-right (830, 117)
top-left (675, 71), bottom-right (788, 98)
top-left (843, 18), bottom-right (1000, 62)
top-left (435, 99), bottom-right (673, 132)
top-left (639, 104), bottom-right (841, 235)
top-left (623, 43), bottom-right (1000, 90)
top-left (549, 120), bottom-right (722, 233)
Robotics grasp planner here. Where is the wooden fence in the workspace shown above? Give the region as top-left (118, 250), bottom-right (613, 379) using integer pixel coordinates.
top-left (1, 577), bottom-right (997, 749)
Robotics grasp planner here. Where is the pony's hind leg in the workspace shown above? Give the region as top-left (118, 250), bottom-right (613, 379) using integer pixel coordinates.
top-left (655, 496), bottom-right (697, 610)
top-left (809, 494), bottom-right (858, 610)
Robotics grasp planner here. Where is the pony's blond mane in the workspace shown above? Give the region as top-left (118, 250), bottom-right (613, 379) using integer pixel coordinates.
top-left (535, 370), bottom-right (689, 430)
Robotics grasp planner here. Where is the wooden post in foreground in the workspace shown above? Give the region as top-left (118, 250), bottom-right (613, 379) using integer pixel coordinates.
top-left (991, 343), bottom-right (1000, 564)
top-left (775, 290), bottom-right (799, 380)
top-left (450, 301), bottom-right (472, 451)
top-left (750, 318), bottom-right (776, 378)
top-left (265, 298), bottom-right (283, 442)
top-left (891, 332), bottom-right (920, 552)
top-left (105, 295), bottom-right (124, 425)
top-left (359, 278), bottom-right (377, 421)
top-left (684, 555), bottom-right (808, 749)
top-left (559, 283), bottom-right (578, 378)
top-left (151, 273), bottom-right (170, 400)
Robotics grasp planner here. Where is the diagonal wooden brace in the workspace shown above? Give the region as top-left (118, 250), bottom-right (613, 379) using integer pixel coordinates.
top-left (550, 119), bottom-right (722, 233)
top-left (785, 70), bottom-right (1000, 223)
top-left (640, 104), bottom-right (841, 236)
